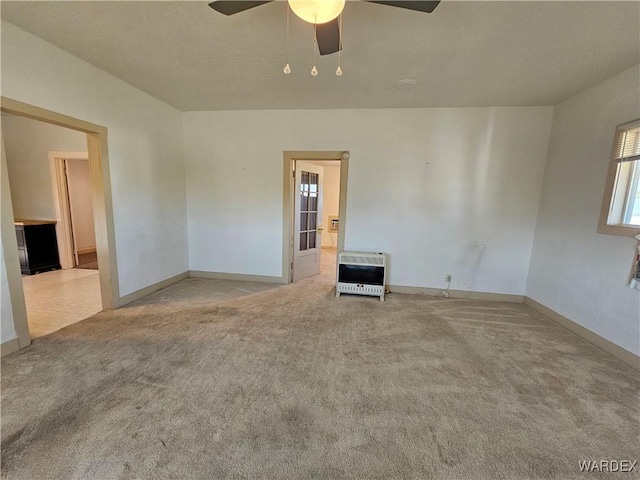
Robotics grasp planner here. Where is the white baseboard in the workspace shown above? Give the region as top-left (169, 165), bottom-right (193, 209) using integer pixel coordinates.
top-left (1, 337), bottom-right (20, 358)
top-left (6, 268), bottom-right (637, 372)
top-left (113, 270), bottom-right (283, 308)
top-left (524, 297), bottom-right (639, 371)
top-left (77, 247), bottom-right (97, 255)
top-left (118, 271), bottom-right (189, 307)
top-left (387, 286), bottom-right (637, 369)
top-left (189, 270), bottom-right (284, 284)
top-left (388, 284), bottom-right (524, 303)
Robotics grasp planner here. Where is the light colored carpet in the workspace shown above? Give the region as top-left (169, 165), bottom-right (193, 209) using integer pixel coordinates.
top-left (2, 252), bottom-right (638, 479)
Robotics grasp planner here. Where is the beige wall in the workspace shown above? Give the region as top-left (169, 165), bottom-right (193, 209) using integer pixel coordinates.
top-left (1, 21), bottom-right (188, 298)
top-left (2, 115), bottom-right (87, 221)
top-left (184, 107), bottom-right (553, 295)
top-left (1, 132), bottom-right (26, 347)
top-left (526, 65), bottom-right (640, 356)
top-left (321, 165), bottom-right (340, 248)
top-left (0, 207), bottom-right (17, 343)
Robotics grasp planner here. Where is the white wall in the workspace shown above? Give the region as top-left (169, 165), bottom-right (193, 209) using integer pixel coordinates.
top-left (321, 165), bottom-right (340, 248)
top-left (185, 107), bottom-right (553, 295)
top-left (1, 21), bottom-right (188, 297)
top-left (527, 65), bottom-right (640, 356)
top-left (0, 234), bottom-right (16, 343)
top-left (2, 115), bottom-right (87, 220)
top-left (1, 133), bottom-right (20, 346)
top-left (66, 159), bottom-right (96, 252)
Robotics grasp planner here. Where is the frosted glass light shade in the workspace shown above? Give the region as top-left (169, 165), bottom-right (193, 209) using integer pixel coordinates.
top-left (288, 0), bottom-right (345, 24)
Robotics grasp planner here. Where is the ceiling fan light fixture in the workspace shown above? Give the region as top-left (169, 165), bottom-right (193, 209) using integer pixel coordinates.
top-left (288, 0), bottom-right (346, 24)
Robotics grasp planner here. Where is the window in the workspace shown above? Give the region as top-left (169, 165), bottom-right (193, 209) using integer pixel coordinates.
top-left (599, 120), bottom-right (640, 236)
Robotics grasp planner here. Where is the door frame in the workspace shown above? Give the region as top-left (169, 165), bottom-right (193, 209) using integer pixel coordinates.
top-left (1, 97), bottom-right (120, 351)
top-left (282, 151), bottom-right (349, 284)
top-left (49, 152), bottom-right (90, 269)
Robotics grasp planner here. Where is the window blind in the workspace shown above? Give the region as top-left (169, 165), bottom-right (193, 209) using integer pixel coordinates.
top-left (614, 120), bottom-right (640, 163)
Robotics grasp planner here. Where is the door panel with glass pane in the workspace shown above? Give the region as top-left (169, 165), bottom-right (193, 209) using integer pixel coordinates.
top-left (293, 162), bottom-right (323, 281)
top-left (300, 171), bottom-right (319, 250)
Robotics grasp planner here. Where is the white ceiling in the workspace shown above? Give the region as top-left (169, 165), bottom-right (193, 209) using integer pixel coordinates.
top-left (1, 1), bottom-right (638, 111)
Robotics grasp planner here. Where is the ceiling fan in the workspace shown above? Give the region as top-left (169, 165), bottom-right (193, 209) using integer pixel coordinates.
top-left (208, 1), bottom-right (440, 56)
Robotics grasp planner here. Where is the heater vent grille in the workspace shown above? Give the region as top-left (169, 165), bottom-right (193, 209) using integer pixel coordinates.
top-left (340, 254), bottom-right (384, 266)
top-left (336, 251), bottom-right (387, 301)
top-left (338, 283), bottom-right (385, 296)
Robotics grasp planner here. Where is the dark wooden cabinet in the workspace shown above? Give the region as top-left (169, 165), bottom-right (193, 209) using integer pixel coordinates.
top-left (15, 221), bottom-right (61, 275)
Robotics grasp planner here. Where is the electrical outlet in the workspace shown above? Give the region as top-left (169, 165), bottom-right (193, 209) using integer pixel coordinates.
top-left (445, 274), bottom-right (452, 283)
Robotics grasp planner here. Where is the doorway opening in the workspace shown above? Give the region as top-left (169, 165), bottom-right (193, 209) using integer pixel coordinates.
top-left (50, 154), bottom-right (98, 270)
top-left (282, 151), bottom-right (349, 285)
top-left (1, 97), bottom-right (118, 353)
top-left (3, 116), bottom-right (102, 338)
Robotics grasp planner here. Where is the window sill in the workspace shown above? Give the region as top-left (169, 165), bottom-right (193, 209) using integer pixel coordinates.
top-left (598, 223), bottom-right (640, 237)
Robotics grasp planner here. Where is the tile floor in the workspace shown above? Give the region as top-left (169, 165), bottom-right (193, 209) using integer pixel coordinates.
top-left (22, 268), bottom-right (102, 338)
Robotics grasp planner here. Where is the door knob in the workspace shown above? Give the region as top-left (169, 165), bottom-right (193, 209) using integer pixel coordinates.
top-left (317, 225), bottom-right (324, 232)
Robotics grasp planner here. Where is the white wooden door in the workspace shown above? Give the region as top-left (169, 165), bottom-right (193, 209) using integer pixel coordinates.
top-left (293, 162), bottom-right (323, 281)
top-left (63, 159), bottom-right (80, 266)
top-left (65, 159), bottom-right (96, 261)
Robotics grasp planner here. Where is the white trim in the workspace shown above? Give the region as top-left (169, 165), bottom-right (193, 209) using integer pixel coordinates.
top-left (1, 127), bottom-right (31, 350)
top-left (387, 286), bottom-right (638, 370)
top-left (48, 152), bottom-right (89, 269)
top-left (388, 284), bottom-right (524, 303)
top-left (1, 338), bottom-right (20, 358)
top-left (524, 297), bottom-right (639, 371)
top-left (118, 272), bottom-right (189, 307)
top-left (283, 151), bottom-right (349, 284)
top-left (599, 118), bottom-right (640, 236)
top-left (189, 271), bottom-right (284, 284)
top-left (1, 97), bottom-right (120, 356)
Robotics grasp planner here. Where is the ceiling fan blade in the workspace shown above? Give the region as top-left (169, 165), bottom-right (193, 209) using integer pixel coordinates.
top-left (316, 18), bottom-right (341, 56)
top-left (366, 1), bottom-right (440, 13)
top-left (208, 1), bottom-right (273, 16)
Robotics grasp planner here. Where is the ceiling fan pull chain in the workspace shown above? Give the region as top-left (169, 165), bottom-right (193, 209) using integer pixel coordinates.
top-left (283, 3), bottom-right (291, 74)
top-left (336, 12), bottom-right (343, 76)
top-left (311, 17), bottom-right (319, 76)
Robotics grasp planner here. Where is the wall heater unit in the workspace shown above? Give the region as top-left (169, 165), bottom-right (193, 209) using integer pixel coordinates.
top-left (336, 251), bottom-right (387, 302)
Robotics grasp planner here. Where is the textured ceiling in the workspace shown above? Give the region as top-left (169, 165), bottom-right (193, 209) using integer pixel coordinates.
top-left (1, 1), bottom-right (638, 111)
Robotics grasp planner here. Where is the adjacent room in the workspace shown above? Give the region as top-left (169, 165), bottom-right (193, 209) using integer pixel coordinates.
top-left (1, 1), bottom-right (638, 479)
top-left (2, 114), bottom-right (102, 337)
